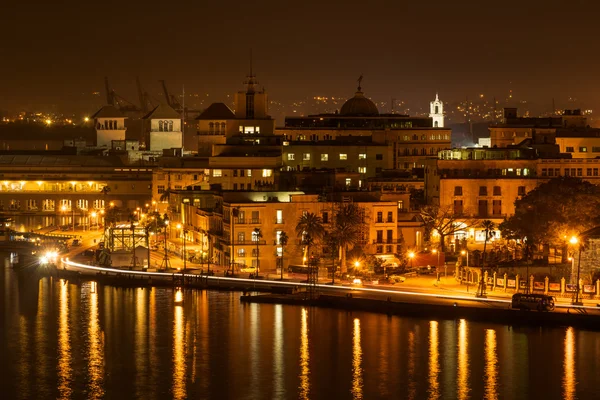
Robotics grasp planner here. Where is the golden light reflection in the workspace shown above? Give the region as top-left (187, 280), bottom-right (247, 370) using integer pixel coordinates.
top-left (18, 315), bottom-right (31, 399)
top-left (299, 307), bottom-right (310, 400)
top-left (351, 318), bottom-right (363, 400)
top-left (88, 283), bottom-right (105, 399)
top-left (563, 327), bottom-right (576, 400)
top-left (58, 280), bottom-right (72, 399)
top-left (484, 329), bottom-right (498, 400)
top-left (135, 288), bottom-right (148, 397)
top-left (172, 289), bottom-right (186, 399)
top-left (428, 321), bottom-right (440, 399)
top-left (407, 330), bottom-right (416, 400)
top-left (457, 319), bottom-right (470, 400)
top-left (273, 305), bottom-right (284, 398)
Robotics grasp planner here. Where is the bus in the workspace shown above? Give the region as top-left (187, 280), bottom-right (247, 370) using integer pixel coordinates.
top-left (511, 293), bottom-right (555, 312)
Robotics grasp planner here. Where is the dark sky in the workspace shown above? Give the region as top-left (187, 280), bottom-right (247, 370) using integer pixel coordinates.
top-left (1, 0), bottom-right (599, 115)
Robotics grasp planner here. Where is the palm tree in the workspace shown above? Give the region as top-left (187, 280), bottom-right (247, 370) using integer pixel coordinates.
top-left (324, 232), bottom-right (340, 284)
top-left (279, 231), bottom-right (289, 280)
top-left (477, 220), bottom-right (495, 297)
top-left (333, 203), bottom-right (363, 274)
top-left (159, 187), bottom-right (172, 203)
top-left (253, 227), bottom-right (262, 277)
top-left (296, 212), bottom-right (325, 265)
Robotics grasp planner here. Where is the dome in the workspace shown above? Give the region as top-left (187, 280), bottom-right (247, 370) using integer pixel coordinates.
top-left (340, 89), bottom-right (379, 116)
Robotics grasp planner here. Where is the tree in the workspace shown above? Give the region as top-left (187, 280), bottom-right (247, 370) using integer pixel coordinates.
top-left (159, 187), bottom-right (172, 203)
top-left (500, 176), bottom-right (600, 262)
top-left (420, 205), bottom-right (478, 252)
top-left (332, 203), bottom-right (364, 274)
top-left (477, 220), bottom-right (495, 297)
top-left (295, 212), bottom-right (325, 265)
top-left (279, 231), bottom-right (289, 280)
top-left (324, 231), bottom-right (340, 284)
top-left (253, 227), bottom-right (262, 276)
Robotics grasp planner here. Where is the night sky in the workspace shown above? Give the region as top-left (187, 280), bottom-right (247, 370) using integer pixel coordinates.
top-left (1, 0), bottom-right (599, 115)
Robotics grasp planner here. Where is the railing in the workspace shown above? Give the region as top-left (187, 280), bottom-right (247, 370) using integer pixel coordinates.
top-left (232, 240), bottom-right (266, 245)
top-left (372, 239), bottom-right (402, 244)
top-left (235, 218), bottom-right (262, 224)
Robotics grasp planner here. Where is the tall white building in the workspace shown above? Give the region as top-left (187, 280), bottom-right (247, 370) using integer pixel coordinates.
top-left (429, 93), bottom-right (444, 128)
top-left (92, 105), bottom-right (127, 147)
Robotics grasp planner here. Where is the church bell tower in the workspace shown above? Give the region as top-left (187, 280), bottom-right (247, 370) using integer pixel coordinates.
top-left (430, 93), bottom-right (444, 128)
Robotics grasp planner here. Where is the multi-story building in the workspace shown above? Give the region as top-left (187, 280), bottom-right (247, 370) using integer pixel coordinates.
top-left (168, 189), bottom-right (423, 273)
top-left (0, 153), bottom-right (153, 219)
top-left (278, 86), bottom-right (451, 171)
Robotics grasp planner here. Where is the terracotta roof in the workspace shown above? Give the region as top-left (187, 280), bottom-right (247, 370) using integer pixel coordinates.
top-left (196, 103), bottom-right (235, 120)
top-left (91, 105), bottom-right (126, 119)
top-left (143, 104), bottom-right (181, 120)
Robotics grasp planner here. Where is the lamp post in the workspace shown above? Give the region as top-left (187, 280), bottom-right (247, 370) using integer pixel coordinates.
top-left (61, 205), bottom-right (75, 232)
top-left (570, 236), bottom-right (583, 306)
top-left (161, 217), bottom-right (170, 270)
top-left (432, 249), bottom-right (441, 280)
top-left (177, 223), bottom-right (187, 273)
top-left (91, 211), bottom-right (97, 231)
top-left (461, 250), bottom-right (470, 292)
top-left (408, 252), bottom-right (415, 270)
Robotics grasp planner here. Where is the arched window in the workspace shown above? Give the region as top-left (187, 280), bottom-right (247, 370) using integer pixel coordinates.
top-left (435, 105), bottom-right (439, 114)
top-left (421, 148), bottom-right (426, 155)
top-left (421, 135), bottom-right (426, 140)
top-left (434, 121), bottom-right (439, 127)
top-left (168, 121), bottom-right (173, 132)
top-left (404, 148), bottom-right (410, 156)
top-left (412, 134), bottom-right (418, 140)
top-left (208, 122), bottom-right (214, 133)
top-left (159, 120), bottom-right (164, 132)
top-left (220, 122), bottom-right (226, 132)
top-left (113, 120), bottom-right (118, 129)
top-left (412, 149), bottom-right (418, 155)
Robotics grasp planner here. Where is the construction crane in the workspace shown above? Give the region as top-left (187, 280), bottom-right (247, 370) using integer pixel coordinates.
top-left (136, 77), bottom-right (155, 114)
top-left (159, 80), bottom-right (202, 119)
top-left (104, 76), bottom-right (141, 114)
top-left (159, 80), bottom-right (184, 112)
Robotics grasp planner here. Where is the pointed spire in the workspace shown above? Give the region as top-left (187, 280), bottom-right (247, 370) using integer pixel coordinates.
top-left (357, 74), bottom-right (363, 92)
top-left (435, 92), bottom-right (439, 101)
top-left (244, 48), bottom-right (258, 94)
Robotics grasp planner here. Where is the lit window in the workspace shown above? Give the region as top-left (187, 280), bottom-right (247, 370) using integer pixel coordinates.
top-left (303, 153), bottom-right (311, 161)
top-left (213, 170), bottom-right (222, 177)
top-left (288, 153), bottom-right (295, 161)
top-left (244, 126), bottom-right (255, 134)
top-left (262, 169), bottom-right (272, 177)
top-left (247, 169), bottom-right (252, 177)
top-left (345, 178), bottom-right (351, 186)
top-left (340, 154), bottom-right (348, 160)
top-left (580, 147), bottom-right (588, 153)
top-left (358, 153), bottom-right (367, 159)
top-left (321, 154), bottom-right (328, 161)
top-left (358, 167), bottom-right (366, 174)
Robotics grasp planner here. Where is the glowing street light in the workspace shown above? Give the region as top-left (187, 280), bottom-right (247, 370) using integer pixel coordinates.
top-left (408, 251), bottom-right (415, 269)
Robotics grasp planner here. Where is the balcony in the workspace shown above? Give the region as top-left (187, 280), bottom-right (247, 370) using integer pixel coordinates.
top-left (232, 239), bottom-right (266, 245)
top-left (372, 239), bottom-right (402, 244)
top-left (235, 218), bottom-right (261, 224)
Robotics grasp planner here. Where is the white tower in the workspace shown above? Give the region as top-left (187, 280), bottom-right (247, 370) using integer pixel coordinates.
top-left (429, 93), bottom-right (444, 128)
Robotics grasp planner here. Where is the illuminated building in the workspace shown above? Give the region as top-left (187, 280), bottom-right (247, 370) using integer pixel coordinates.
top-left (143, 104), bottom-right (183, 152)
top-left (92, 105), bottom-right (127, 147)
top-left (429, 94), bottom-right (444, 128)
top-left (278, 82), bottom-right (452, 171)
top-left (0, 154), bottom-right (152, 214)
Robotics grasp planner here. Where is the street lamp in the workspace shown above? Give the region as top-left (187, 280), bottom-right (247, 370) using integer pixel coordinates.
top-left (176, 223), bottom-right (187, 273)
top-left (91, 211), bottom-right (97, 231)
top-left (432, 249), bottom-right (442, 281)
top-left (570, 236), bottom-right (584, 306)
top-left (461, 250), bottom-right (470, 291)
top-left (61, 204), bottom-right (75, 232)
top-left (161, 217), bottom-right (170, 270)
top-left (408, 252), bottom-right (415, 269)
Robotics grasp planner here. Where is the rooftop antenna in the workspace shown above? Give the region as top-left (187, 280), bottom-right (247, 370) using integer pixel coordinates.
top-left (181, 85), bottom-right (185, 156)
top-left (357, 74), bottom-right (363, 91)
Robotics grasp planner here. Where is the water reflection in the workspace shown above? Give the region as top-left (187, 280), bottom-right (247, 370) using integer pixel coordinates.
top-left (273, 304), bottom-right (285, 399)
top-left (484, 329), bottom-right (498, 400)
top-left (58, 280), bottom-right (72, 399)
top-left (563, 327), bottom-right (576, 400)
top-left (351, 318), bottom-right (363, 399)
top-left (428, 321), bottom-right (440, 399)
top-left (299, 307), bottom-right (310, 399)
top-left (172, 289), bottom-right (186, 399)
top-left (135, 288), bottom-right (147, 397)
top-left (407, 330), bottom-right (416, 400)
top-left (457, 319), bottom-right (470, 400)
top-left (88, 282), bottom-right (105, 398)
